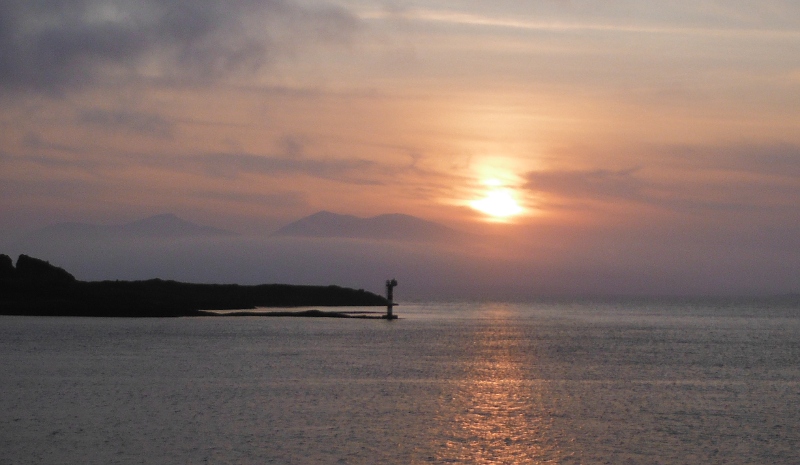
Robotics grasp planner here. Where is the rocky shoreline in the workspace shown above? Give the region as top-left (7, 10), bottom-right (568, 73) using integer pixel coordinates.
top-left (0, 254), bottom-right (388, 318)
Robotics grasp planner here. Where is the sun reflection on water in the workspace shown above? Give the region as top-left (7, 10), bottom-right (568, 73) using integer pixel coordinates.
top-left (435, 306), bottom-right (566, 464)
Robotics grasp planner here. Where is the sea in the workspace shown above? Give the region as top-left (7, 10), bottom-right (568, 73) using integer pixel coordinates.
top-left (1, 299), bottom-right (799, 464)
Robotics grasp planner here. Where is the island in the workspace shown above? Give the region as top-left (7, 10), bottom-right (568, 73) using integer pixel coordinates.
top-left (0, 254), bottom-right (390, 318)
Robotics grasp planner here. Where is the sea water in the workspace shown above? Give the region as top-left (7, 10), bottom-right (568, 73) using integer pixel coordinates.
top-left (1, 299), bottom-right (799, 464)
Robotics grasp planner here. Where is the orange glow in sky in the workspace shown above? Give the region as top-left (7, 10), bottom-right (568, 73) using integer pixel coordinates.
top-left (2, 1), bottom-right (800, 296)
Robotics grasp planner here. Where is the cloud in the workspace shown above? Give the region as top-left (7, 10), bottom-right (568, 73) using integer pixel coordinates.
top-left (663, 142), bottom-right (800, 178)
top-left (192, 152), bottom-right (383, 185)
top-left (525, 167), bottom-right (645, 203)
top-left (195, 189), bottom-right (307, 209)
top-left (22, 133), bottom-right (85, 154)
top-left (78, 108), bottom-right (175, 138)
top-left (0, 0), bottom-right (361, 94)
top-left (525, 143), bottom-right (800, 215)
top-left (8, 148), bottom-right (383, 185)
top-left (363, 4), bottom-right (800, 39)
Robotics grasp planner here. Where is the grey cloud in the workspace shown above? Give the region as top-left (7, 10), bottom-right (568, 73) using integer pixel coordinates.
top-left (22, 133), bottom-right (85, 153)
top-left (195, 152), bottom-right (382, 185)
top-left (1, 175), bottom-right (109, 199)
top-left (525, 168), bottom-right (645, 203)
top-left (0, 0), bottom-right (361, 94)
top-left (78, 108), bottom-right (175, 138)
top-left (5, 149), bottom-right (101, 171)
top-left (525, 156), bottom-right (800, 214)
top-left (662, 143), bottom-right (800, 178)
top-left (6, 145), bottom-right (386, 185)
top-left (276, 134), bottom-right (308, 158)
top-left (195, 189), bottom-right (307, 208)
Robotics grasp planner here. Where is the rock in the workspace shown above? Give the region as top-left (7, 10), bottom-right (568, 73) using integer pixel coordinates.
top-left (15, 254), bottom-right (75, 287)
top-left (0, 254), bottom-right (14, 280)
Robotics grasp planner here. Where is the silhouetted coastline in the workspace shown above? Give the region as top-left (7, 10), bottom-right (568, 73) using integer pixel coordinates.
top-left (208, 309), bottom-right (390, 319)
top-left (0, 254), bottom-right (388, 317)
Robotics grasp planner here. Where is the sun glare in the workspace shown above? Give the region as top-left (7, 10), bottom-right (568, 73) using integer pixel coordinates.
top-left (470, 183), bottom-right (524, 220)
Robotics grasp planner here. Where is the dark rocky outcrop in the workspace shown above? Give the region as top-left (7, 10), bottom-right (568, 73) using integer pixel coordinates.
top-left (15, 254), bottom-right (76, 287)
top-left (0, 254), bottom-right (14, 280)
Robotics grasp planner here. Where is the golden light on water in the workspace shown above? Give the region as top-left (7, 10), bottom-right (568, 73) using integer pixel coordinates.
top-left (436, 305), bottom-right (564, 463)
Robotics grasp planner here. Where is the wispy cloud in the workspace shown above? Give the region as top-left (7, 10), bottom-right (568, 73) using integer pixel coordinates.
top-left (8, 148), bottom-right (382, 184)
top-left (361, 8), bottom-right (800, 39)
top-left (78, 108), bottom-right (175, 138)
top-left (191, 152), bottom-right (381, 184)
top-left (0, 0), bottom-right (361, 95)
top-left (525, 167), bottom-right (646, 203)
top-left (524, 143), bottom-right (800, 214)
top-left (22, 133), bottom-right (85, 154)
top-left (662, 143), bottom-right (800, 178)
top-left (194, 189), bottom-right (307, 209)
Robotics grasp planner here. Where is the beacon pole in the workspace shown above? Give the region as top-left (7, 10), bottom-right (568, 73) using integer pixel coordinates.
top-left (385, 278), bottom-right (398, 320)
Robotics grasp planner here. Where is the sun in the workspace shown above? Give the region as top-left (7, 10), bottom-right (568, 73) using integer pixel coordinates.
top-left (470, 182), bottom-right (524, 220)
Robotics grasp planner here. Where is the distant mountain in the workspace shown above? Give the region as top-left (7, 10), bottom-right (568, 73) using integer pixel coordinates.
top-left (26, 214), bottom-right (233, 241)
top-left (272, 211), bottom-right (467, 242)
top-left (117, 214), bottom-right (231, 237)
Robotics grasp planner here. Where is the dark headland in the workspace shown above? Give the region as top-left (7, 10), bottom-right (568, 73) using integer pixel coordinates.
top-left (0, 254), bottom-right (390, 318)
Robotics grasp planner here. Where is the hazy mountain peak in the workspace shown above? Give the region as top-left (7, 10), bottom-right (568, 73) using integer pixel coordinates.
top-left (272, 211), bottom-right (466, 242)
top-left (309, 210), bottom-right (355, 219)
top-left (137, 213), bottom-right (180, 222)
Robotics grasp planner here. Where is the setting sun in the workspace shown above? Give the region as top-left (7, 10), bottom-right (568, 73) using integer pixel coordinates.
top-left (470, 186), bottom-right (524, 220)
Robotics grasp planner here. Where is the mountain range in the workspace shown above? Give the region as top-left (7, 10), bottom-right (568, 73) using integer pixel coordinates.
top-left (24, 213), bottom-right (232, 241)
top-left (272, 211), bottom-right (467, 242)
top-left (19, 211), bottom-right (466, 243)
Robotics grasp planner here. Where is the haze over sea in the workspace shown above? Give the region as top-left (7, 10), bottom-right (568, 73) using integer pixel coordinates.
top-left (2, 298), bottom-right (798, 464)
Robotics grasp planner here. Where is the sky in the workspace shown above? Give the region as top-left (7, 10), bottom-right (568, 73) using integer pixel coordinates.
top-left (2, 1), bottom-right (800, 298)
